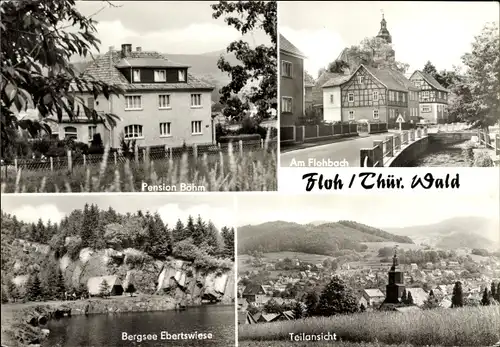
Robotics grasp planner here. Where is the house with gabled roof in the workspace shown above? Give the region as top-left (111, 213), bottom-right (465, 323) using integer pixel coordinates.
top-left (359, 288), bottom-right (386, 308)
top-left (324, 64), bottom-right (418, 126)
top-left (61, 43), bottom-right (214, 148)
top-left (279, 34), bottom-right (307, 126)
top-left (242, 284), bottom-right (269, 306)
top-left (409, 70), bottom-right (450, 124)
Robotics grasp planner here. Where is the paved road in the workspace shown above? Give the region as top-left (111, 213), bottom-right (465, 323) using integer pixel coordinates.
top-left (280, 133), bottom-right (394, 167)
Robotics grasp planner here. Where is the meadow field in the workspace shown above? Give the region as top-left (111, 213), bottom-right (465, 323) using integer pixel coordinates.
top-left (0, 143), bottom-right (277, 192)
top-left (239, 306), bottom-right (500, 346)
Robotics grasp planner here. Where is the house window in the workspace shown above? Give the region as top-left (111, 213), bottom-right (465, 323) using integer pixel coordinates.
top-left (402, 93), bottom-right (406, 102)
top-left (421, 105), bottom-right (431, 113)
top-left (191, 121), bottom-right (202, 135)
top-left (422, 91), bottom-right (429, 100)
top-left (178, 70), bottom-right (186, 82)
top-left (348, 110), bottom-right (355, 120)
top-left (154, 70), bottom-right (166, 82)
top-left (347, 93), bottom-right (354, 102)
top-left (125, 95), bottom-right (142, 110)
top-left (358, 76), bottom-right (364, 84)
top-left (373, 91), bottom-right (379, 101)
top-left (88, 125), bottom-right (97, 141)
top-left (373, 110), bottom-right (379, 119)
top-left (282, 61), bottom-right (292, 77)
top-left (132, 69), bottom-right (141, 82)
top-left (330, 94), bottom-right (334, 104)
top-left (158, 94), bottom-right (171, 109)
top-left (64, 126), bottom-right (77, 140)
top-left (191, 94), bottom-right (202, 107)
top-left (124, 124), bottom-right (143, 139)
top-left (282, 97), bottom-right (293, 113)
top-left (159, 122), bottom-right (171, 137)
top-left (87, 97), bottom-right (95, 110)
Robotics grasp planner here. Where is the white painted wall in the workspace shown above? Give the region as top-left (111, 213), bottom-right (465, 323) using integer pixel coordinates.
top-left (322, 86), bottom-right (342, 122)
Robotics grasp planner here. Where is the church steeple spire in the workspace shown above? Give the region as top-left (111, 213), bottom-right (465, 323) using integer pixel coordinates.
top-left (376, 11), bottom-right (392, 44)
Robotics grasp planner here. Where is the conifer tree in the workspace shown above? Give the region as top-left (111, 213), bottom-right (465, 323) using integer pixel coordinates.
top-left (99, 279), bottom-right (109, 298)
top-left (401, 289), bottom-right (407, 303)
top-left (193, 215), bottom-right (206, 246)
top-left (27, 273), bottom-right (42, 301)
top-left (451, 281), bottom-right (464, 308)
top-left (56, 269), bottom-right (66, 300)
top-left (360, 303), bottom-right (366, 312)
top-left (305, 290), bottom-right (319, 316)
top-left (293, 301), bottom-right (304, 319)
top-left (481, 288), bottom-right (491, 306)
top-left (205, 221), bottom-right (220, 255)
top-left (491, 282), bottom-right (496, 301)
top-left (80, 203), bottom-right (94, 248)
top-left (407, 291), bottom-right (414, 305)
top-left (173, 219), bottom-right (186, 243)
top-left (221, 227), bottom-right (235, 260)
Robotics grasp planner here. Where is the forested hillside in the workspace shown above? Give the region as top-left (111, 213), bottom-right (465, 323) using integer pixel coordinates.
top-left (237, 220), bottom-right (413, 256)
top-left (1, 206), bottom-right (234, 302)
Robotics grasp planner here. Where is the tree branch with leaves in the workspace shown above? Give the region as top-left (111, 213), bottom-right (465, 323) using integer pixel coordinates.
top-left (0, 0), bottom-right (123, 159)
top-left (211, 0), bottom-right (276, 123)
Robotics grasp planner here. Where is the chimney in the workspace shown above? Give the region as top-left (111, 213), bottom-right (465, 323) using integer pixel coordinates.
top-left (136, 47), bottom-right (142, 52)
top-left (121, 43), bottom-right (132, 57)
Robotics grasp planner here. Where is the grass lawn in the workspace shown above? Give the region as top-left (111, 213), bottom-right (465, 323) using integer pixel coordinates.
top-left (238, 342), bottom-right (415, 347)
top-left (0, 145), bottom-right (277, 192)
top-left (239, 306), bottom-right (500, 347)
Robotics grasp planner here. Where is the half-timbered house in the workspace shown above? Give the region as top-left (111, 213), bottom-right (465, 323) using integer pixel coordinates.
top-left (409, 71), bottom-right (450, 124)
top-left (326, 64), bottom-right (416, 126)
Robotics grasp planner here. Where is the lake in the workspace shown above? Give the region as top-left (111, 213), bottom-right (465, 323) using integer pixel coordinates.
top-left (42, 304), bottom-right (235, 347)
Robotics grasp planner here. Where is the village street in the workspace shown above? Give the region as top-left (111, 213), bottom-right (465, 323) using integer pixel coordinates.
top-left (280, 132), bottom-right (398, 167)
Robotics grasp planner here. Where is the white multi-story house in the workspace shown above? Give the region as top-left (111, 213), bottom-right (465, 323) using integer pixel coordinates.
top-left (55, 43), bottom-right (214, 148)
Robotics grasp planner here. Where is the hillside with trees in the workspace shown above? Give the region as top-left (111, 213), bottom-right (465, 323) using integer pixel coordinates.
top-left (0, 207), bottom-right (235, 303)
top-left (237, 220), bottom-right (414, 256)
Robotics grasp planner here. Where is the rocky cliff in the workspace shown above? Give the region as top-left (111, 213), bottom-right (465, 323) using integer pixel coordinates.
top-left (59, 247), bottom-right (234, 303)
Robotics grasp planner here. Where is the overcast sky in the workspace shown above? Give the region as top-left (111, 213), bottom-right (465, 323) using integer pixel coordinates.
top-left (235, 191), bottom-right (499, 229)
top-left (1, 194), bottom-right (236, 230)
top-left (279, 1), bottom-right (500, 77)
top-left (73, 1), bottom-right (268, 56)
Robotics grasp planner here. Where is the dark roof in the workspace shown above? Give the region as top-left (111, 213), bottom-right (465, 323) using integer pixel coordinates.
top-left (312, 71), bottom-right (345, 106)
top-left (83, 50), bottom-right (213, 91)
top-left (242, 284), bottom-right (266, 295)
top-left (413, 70), bottom-right (450, 92)
top-left (386, 69), bottom-right (419, 91)
top-left (279, 34), bottom-right (306, 58)
top-left (363, 65), bottom-right (409, 92)
top-left (322, 74), bottom-right (351, 88)
top-left (115, 58), bottom-right (190, 68)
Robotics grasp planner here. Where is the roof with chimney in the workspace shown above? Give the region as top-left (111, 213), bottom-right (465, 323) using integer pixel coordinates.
top-left (82, 45), bottom-right (213, 91)
top-left (279, 34), bottom-right (306, 58)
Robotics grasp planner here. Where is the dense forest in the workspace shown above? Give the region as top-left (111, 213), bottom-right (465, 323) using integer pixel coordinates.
top-left (0, 206), bottom-right (234, 303)
top-left (237, 220), bottom-right (413, 256)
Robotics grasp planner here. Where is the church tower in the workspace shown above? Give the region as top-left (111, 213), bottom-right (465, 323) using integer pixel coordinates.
top-left (385, 248), bottom-right (405, 303)
top-left (374, 13), bottom-right (396, 66)
top-left (376, 13), bottom-right (392, 43)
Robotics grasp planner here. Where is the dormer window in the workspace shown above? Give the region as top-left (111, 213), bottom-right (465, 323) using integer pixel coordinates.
top-left (133, 69), bottom-right (141, 82)
top-left (178, 70), bottom-right (186, 82)
top-left (154, 70), bottom-right (166, 82)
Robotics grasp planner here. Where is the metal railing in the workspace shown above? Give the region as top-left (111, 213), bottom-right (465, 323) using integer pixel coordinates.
top-left (361, 127), bottom-right (428, 167)
top-left (9, 139), bottom-right (277, 172)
